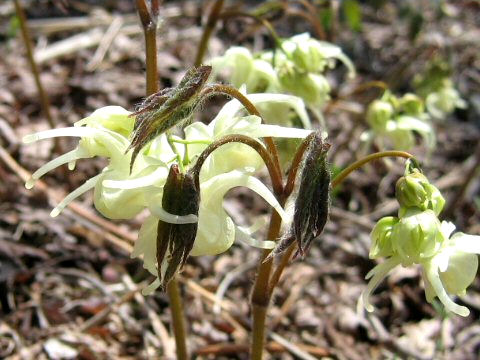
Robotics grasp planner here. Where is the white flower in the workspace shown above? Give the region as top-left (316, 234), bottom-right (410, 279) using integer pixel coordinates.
top-left (132, 169), bottom-right (289, 294)
top-left (363, 212), bottom-right (480, 317)
top-left (426, 84), bottom-right (467, 120)
top-left (183, 93), bottom-right (313, 180)
top-left (24, 94), bottom-right (315, 294)
top-left (23, 106), bottom-right (158, 219)
top-left (361, 93), bottom-right (435, 151)
top-left (211, 33), bottom-right (355, 111)
top-left (421, 221), bottom-right (480, 317)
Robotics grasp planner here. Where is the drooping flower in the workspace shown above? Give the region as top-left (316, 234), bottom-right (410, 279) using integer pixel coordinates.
top-left (24, 91), bottom-right (315, 294)
top-left (23, 106), bottom-right (163, 219)
top-left (361, 91), bottom-right (435, 151)
top-left (362, 162), bottom-right (480, 316)
top-left (413, 58), bottom-right (466, 120)
top-left (211, 33), bottom-right (355, 117)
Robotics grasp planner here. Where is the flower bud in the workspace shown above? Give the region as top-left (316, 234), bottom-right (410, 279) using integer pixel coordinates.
top-left (398, 93), bottom-right (424, 115)
top-left (156, 164), bottom-right (200, 289)
top-left (391, 208), bottom-right (444, 265)
top-left (396, 169), bottom-right (445, 216)
top-left (369, 216), bottom-right (398, 259)
top-left (272, 131), bottom-right (330, 257)
top-left (366, 100), bottom-right (394, 132)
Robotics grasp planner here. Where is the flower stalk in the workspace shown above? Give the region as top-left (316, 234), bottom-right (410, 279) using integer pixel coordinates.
top-left (135, 1), bottom-right (189, 358)
top-left (166, 278), bottom-right (189, 360)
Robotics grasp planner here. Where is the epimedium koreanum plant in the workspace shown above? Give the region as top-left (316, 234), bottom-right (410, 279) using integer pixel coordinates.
top-left (210, 32), bottom-right (355, 123)
top-left (23, 78), bottom-right (316, 293)
top-left (413, 58), bottom-right (466, 121)
top-left (363, 160), bottom-right (480, 317)
top-left (361, 90), bottom-right (435, 152)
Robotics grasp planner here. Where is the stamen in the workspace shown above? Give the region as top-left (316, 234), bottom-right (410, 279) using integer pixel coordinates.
top-left (50, 173), bottom-right (103, 217)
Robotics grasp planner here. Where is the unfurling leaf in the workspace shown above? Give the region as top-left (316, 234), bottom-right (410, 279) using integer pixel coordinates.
top-left (272, 131), bottom-right (331, 257)
top-left (127, 65), bottom-right (212, 171)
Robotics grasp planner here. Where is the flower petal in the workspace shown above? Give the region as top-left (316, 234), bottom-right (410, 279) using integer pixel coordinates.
top-left (362, 257), bottom-right (401, 312)
top-left (50, 172), bottom-right (104, 217)
top-left (423, 260), bottom-right (470, 316)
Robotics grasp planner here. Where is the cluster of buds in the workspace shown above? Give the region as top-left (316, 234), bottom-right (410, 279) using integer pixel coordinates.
top-left (364, 160), bottom-right (480, 316)
top-left (211, 33), bottom-right (355, 119)
top-left (361, 91), bottom-right (435, 151)
top-left (413, 58), bottom-right (466, 120)
top-left (24, 70), bottom-right (315, 293)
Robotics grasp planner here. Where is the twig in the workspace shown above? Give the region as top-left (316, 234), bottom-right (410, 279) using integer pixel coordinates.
top-left (269, 332), bottom-right (319, 360)
top-left (122, 274), bottom-right (175, 358)
top-left (86, 16), bottom-right (124, 71)
top-left (213, 259), bottom-right (256, 314)
top-left (194, 0), bottom-right (225, 66)
top-left (79, 289), bottom-right (138, 332)
top-left (13, 0), bottom-right (61, 154)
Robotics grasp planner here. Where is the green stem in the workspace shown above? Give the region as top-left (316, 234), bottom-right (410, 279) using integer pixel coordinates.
top-left (167, 133), bottom-right (185, 173)
top-left (194, 0), bottom-right (225, 67)
top-left (14, 0), bottom-right (61, 155)
top-left (267, 150), bottom-right (414, 295)
top-left (171, 138), bottom-right (212, 145)
top-left (332, 150), bottom-right (413, 188)
top-left (166, 278), bottom-right (189, 360)
top-left (201, 84), bottom-right (283, 191)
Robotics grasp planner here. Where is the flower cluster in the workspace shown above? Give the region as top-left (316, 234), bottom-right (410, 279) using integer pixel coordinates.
top-left (361, 91), bottom-right (435, 151)
top-left (24, 94), bottom-right (313, 293)
top-left (211, 33), bottom-right (355, 118)
top-left (363, 161), bottom-right (480, 316)
top-left (414, 58), bottom-right (466, 120)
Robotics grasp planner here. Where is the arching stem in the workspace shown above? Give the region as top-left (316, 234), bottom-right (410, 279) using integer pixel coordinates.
top-left (190, 134), bottom-right (282, 195)
top-left (267, 151), bottom-right (414, 297)
top-left (200, 84), bottom-right (283, 187)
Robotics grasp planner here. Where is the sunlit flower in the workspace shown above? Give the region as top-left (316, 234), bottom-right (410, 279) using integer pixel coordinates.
top-left (134, 169), bottom-right (289, 294)
top-left (23, 106), bottom-right (160, 219)
top-left (211, 33), bottom-right (355, 115)
top-left (363, 163), bottom-right (480, 316)
top-left (24, 92), bottom-right (314, 293)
